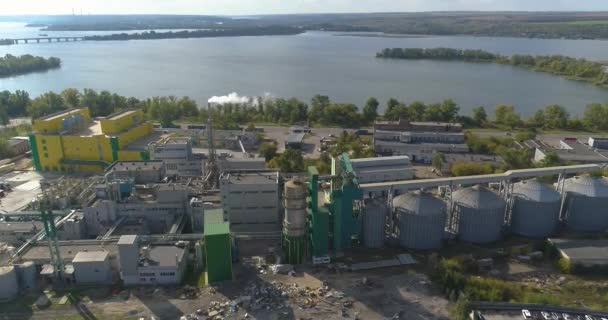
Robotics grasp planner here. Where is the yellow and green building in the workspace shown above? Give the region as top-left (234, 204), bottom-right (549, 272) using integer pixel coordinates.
top-left (30, 108), bottom-right (156, 173)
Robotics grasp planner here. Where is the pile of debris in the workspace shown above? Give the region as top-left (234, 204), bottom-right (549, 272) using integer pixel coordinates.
top-left (182, 279), bottom-right (355, 320)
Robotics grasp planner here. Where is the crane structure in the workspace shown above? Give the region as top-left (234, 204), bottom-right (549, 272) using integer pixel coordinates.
top-left (39, 201), bottom-right (64, 279)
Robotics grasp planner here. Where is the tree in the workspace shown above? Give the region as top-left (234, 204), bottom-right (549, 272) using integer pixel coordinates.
top-left (177, 97), bottom-right (199, 117)
top-left (384, 99), bottom-right (409, 121)
top-left (270, 149), bottom-right (305, 173)
top-left (27, 92), bottom-right (66, 118)
top-left (423, 99), bottom-right (459, 122)
top-left (309, 95), bottom-right (330, 123)
top-left (408, 101), bottom-right (427, 121)
top-left (539, 151), bottom-right (560, 167)
top-left (61, 88), bottom-right (81, 108)
top-left (432, 152), bottom-right (446, 171)
top-left (450, 162), bottom-right (494, 176)
top-left (543, 105), bottom-right (569, 129)
top-left (0, 106), bottom-right (9, 126)
top-left (494, 104), bottom-right (521, 129)
top-left (7, 90), bottom-right (30, 117)
top-left (258, 142), bottom-right (277, 162)
top-left (495, 104), bottom-right (516, 125)
top-left (95, 90), bottom-right (114, 116)
top-left (583, 103), bottom-right (608, 131)
top-left (321, 104), bottom-right (362, 127)
top-left (81, 89), bottom-right (99, 115)
top-left (362, 97), bottom-right (379, 124)
top-left (472, 106), bottom-right (487, 126)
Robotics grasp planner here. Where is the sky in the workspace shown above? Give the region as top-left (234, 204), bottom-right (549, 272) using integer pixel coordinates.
top-left (1, 0), bottom-right (607, 16)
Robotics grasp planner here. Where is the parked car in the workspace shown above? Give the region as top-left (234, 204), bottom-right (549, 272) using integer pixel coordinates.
top-left (522, 309), bottom-right (532, 319)
top-left (541, 312), bottom-right (552, 320)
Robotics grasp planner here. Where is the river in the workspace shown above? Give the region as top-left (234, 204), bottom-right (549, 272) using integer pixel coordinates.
top-left (2, 22), bottom-right (608, 117)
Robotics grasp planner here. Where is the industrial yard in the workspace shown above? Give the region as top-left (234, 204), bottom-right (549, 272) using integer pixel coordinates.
top-left (1, 108), bottom-right (608, 320)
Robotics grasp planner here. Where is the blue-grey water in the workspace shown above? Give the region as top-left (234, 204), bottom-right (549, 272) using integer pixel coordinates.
top-left (2, 22), bottom-right (608, 117)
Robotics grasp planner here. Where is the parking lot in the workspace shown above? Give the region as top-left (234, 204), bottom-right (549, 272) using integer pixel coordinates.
top-left (260, 126), bottom-right (355, 158)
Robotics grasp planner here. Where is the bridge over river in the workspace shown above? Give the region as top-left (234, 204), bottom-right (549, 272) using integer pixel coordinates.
top-left (0, 36), bottom-right (85, 45)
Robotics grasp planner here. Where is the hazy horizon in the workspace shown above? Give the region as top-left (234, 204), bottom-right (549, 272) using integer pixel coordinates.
top-left (2, 0), bottom-right (608, 16)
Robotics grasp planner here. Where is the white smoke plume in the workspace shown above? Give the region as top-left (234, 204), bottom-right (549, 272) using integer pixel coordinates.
top-left (207, 92), bottom-right (276, 107)
top-left (208, 92), bottom-right (253, 105)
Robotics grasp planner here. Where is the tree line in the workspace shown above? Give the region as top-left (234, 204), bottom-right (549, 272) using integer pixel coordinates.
top-left (84, 26), bottom-right (304, 41)
top-left (4, 89), bottom-right (608, 133)
top-left (377, 48), bottom-right (608, 87)
top-left (0, 54), bottom-right (61, 78)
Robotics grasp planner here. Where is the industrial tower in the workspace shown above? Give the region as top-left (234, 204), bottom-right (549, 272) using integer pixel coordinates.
top-left (204, 103), bottom-right (220, 190)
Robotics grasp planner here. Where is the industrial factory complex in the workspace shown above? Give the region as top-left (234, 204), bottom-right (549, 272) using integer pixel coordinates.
top-left (1, 108), bottom-right (608, 319)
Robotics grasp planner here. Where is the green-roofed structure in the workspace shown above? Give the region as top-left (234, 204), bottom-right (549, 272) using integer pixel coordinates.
top-left (204, 209), bottom-right (232, 283)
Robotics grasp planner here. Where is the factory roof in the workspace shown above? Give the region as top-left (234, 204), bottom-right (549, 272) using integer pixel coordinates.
top-left (205, 222), bottom-right (230, 236)
top-left (374, 139), bottom-right (469, 149)
top-left (38, 108), bottom-right (86, 121)
top-left (286, 132), bottom-right (306, 144)
top-left (72, 251), bottom-right (109, 263)
top-left (106, 109), bottom-right (137, 120)
top-left (118, 235), bottom-right (138, 245)
top-left (20, 242), bottom-right (118, 263)
top-left (204, 209), bottom-right (225, 225)
top-left (539, 140), bottom-right (608, 163)
top-left (550, 238), bottom-right (608, 265)
top-left (0, 221), bottom-right (42, 232)
top-left (350, 155), bottom-right (411, 166)
top-left (146, 246), bottom-right (185, 267)
top-left (220, 171), bottom-right (279, 184)
top-left (107, 160), bottom-right (164, 172)
top-left (123, 131), bottom-right (164, 151)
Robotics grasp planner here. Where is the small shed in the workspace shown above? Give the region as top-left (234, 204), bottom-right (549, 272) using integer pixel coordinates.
top-left (72, 251), bottom-right (112, 284)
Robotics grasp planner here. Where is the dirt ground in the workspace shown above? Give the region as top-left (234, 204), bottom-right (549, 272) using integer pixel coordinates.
top-left (0, 262), bottom-right (450, 320)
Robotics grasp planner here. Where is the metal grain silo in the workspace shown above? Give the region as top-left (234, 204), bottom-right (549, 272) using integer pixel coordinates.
top-left (362, 199), bottom-right (387, 248)
top-left (451, 185), bottom-right (505, 244)
top-left (393, 191), bottom-right (447, 250)
top-left (0, 266), bottom-right (19, 300)
top-left (511, 179), bottom-right (561, 238)
top-left (563, 176), bottom-right (608, 232)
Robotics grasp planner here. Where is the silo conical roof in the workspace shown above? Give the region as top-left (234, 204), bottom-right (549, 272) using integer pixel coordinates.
top-left (563, 176), bottom-right (608, 198)
top-left (513, 179), bottom-right (560, 203)
top-left (452, 185), bottom-right (504, 210)
top-left (393, 191), bottom-right (446, 216)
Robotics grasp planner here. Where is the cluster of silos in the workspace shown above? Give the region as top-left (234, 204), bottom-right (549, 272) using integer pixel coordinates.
top-left (393, 191), bottom-right (447, 250)
top-left (283, 179), bottom-right (307, 264)
top-left (562, 176), bottom-right (608, 232)
top-left (451, 185), bottom-right (506, 244)
top-left (510, 179), bottom-right (561, 238)
top-left (0, 266), bottom-right (19, 300)
top-left (362, 200), bottom-right (388, 248)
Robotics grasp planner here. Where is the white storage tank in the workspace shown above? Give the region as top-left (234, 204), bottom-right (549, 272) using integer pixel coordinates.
top-left (511, 179), bottom-right (561, 238)
top-left (0, 266), bottom-right (19, 300)
top-left (563, 176), bottom-right (608, 232)
top-left (362, 199), bottom-right (387, 248)
top-left (283, 179), bottom-right (307, 237)
top-left (393, 191), bottom-right (447, 250)
top-left (451, 185), bottom-right (505, 244)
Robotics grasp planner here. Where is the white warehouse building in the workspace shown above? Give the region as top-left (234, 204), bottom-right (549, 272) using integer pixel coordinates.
top-left (220, 170), bottom-right (280, 232)
top-left (117, 235), bottom-right (186, 286)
